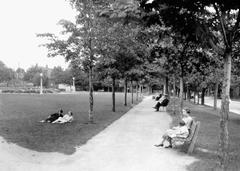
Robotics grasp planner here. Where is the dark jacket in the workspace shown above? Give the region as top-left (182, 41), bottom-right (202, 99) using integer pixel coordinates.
top-left (160, 99), bottom-right (169, 106)
top-left (45, 113), bottom-right (63, 123)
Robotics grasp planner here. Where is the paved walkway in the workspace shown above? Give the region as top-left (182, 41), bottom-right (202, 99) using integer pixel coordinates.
top-left (0, 96), bottom-right (197, 171)
top-left (204, 97), bottom-right (240, 115)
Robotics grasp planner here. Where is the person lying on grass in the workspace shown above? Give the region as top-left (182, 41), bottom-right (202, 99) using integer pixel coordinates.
top-left (155, 108), bottom-right (193, 148)
top-left (40, 109), bottom-right (63, 123)
top-left (52, 111), bottom-right (73, 124)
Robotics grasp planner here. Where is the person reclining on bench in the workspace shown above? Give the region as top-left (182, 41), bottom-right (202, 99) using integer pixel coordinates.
top-left (52, 111), bottom-right (74, 124)
top-left (153, 94), bottom-right (169, 111)
top-left (155, 108), bottom-right (193, 148)
top-left (40, 109), bottom-right (63, 123)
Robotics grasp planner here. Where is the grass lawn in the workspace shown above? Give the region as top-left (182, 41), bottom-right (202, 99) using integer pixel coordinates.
top-left (0, 92), bottom-right (140, 155)
top-left (168, 98), bottom-right (240, 171)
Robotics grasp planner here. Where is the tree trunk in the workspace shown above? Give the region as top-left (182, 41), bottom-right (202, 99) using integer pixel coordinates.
top-left (172, 76), bottom-right (177, 114)
top-left (201, 88), bottom-right (206, 105)
top-left (112, 77), bottom-right (116, 112)
top-left (131, 80), bottom-right (134, 105)
top-left (194, 91), bottom-right (196, 104)
top-left (179, 76), bottom-right (184, 114)
top-left (148, 85), bottom-right (151, 95)
top-left (136, 82), bottom-right (139, 101)
top-left (207, 87), bottom-right (210, 96)
top-left (124, 78), bottom-right (127, 106)
top-left (140, 85), bottom-right (143, 99)
top-left (187, 85), bottom-right (190, 102)
top-left (163, 83), bottom-right (166, 95)
top-left (219, 51), bottom-right (231, 170)
top-left (165, 76), bottom-right (169, 95)
top-left (88, 65), bottom-right (94, 123)
top-left (214, 82), bottom-right (219, 110)
top-left (197, 92), bottom-right (200, 104)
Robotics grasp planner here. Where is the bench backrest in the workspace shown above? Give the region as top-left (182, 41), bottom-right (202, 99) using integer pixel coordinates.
top-left (186, 121), bottom-right (200, 142)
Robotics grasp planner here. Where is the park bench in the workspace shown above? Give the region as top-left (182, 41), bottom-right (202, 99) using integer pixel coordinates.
top-left (172, 120), bottom-right (201, 154)
top-left (159, 99), bottom-right (169, 111)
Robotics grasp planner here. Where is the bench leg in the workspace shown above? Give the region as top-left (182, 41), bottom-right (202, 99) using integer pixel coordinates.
top-left (163, 106), bottom-right (167, 111)
top-left (187, 139), bottom-right (196, 154)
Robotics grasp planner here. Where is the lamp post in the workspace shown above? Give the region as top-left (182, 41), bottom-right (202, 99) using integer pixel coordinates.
top-left (72, 77), bottom-right (75, 92)
top-left (40, 73), bottom-right (43, 94)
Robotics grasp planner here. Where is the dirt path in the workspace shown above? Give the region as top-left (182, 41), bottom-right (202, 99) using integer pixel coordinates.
top-left (0, 96), bottom-right (197, 171)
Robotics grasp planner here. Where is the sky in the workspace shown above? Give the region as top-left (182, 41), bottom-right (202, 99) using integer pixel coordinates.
top-left (0, 0), bottom-right (76, 70)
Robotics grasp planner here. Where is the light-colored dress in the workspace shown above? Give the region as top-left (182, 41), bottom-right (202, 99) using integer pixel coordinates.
top-left (182, 116), bottom-right (193, 129)
top-left (52, 114), bottom-right (73, 124)
top-left (166, 126), bottom-right (189, 138)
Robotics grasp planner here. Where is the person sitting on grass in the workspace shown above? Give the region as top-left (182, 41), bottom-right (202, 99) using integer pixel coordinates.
top-left (52, 111), bottom-right (74, 124)
top-left (154, 108), bottom-right (193, 148)
top-left (153, 94), bottom-right (169, 111)
top-left (40, 109), bottom-right (63, 123)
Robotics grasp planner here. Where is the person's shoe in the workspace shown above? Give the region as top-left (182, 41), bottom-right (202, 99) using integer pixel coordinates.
top-left (154, 144), bottom-right (163, 147)
top-left (152, 107), bottom-right (157, 109)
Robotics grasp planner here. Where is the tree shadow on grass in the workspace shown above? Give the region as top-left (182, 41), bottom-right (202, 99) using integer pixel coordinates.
top-left (0, 93), bottom-right (136, 155)
top-left (0, 117), bottom-right (114, 155)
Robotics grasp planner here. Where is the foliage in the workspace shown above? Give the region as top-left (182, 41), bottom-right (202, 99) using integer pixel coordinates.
top-left (51, 66), bottom-right (72, 85)
top-left (23, 65), bottom-right (49, 87)
top-left (0, 61), bottom-right (16, 83)
top-left (69, 64), bottom-right (89, 90)
top-left (138, 0), bottom-right (240, 169)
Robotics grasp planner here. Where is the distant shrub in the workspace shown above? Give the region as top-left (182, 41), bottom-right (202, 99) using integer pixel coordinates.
top-left (0, 88), bottom-right (60, 94)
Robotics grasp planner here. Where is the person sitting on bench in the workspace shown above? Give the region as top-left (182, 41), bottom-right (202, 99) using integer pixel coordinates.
top-left (52, 111), bottom-right (74, 124)
top-left (155, 93), bottom-right (163, 101)
top-left (153, 94), bottom-right (169, 111)
top-left (155, 120), bottom-right (189, 148)
top-left (40, 109), bottom-right (63, 123)
top-left (181, 108), bottom-right (193, 129)
top-left (155, 108), bottom-right (193, 148)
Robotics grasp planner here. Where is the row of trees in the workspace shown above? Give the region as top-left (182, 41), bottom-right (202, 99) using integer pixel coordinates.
top-left (38, 1), bottom-right (240, 169)
top-left (38, 0), bottom-right (149, 122)
top-left (103, 0), bottom-right (240, 170)
top-left (0, 61), bottom-right (140, 92)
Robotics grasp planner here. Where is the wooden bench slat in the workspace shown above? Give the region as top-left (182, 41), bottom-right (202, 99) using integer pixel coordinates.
top-left (187, 121), bottom-right (200, 154)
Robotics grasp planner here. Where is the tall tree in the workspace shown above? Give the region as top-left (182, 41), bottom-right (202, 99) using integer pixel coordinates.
top-left (138, 1), bottom-right (240, 169)
top-left (38, 0), bottom-right (111, 123)
top-left (104, 1), bottom-right (240, 168)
